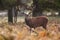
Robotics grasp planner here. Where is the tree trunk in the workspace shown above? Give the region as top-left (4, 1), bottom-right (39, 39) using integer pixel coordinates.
top-left (33, 8), bottom-right (42, 16)
top-left (58, 10), bottom-right (60, 16)
top-left (14, 6), bottom-right (18, 23)
top-left (59, 12), bottom-right (60, 16)
top-left (8, 7), bottom-right (13, 23)
top-left (33, 0), bottom-right (43, 17)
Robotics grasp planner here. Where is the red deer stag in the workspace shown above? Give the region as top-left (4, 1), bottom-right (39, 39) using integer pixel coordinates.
top-left (25, 14), bottom-right (48, 31)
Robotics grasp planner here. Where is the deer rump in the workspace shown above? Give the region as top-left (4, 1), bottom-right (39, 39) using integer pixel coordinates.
top-left (25, 16), bottom-right (48, 29)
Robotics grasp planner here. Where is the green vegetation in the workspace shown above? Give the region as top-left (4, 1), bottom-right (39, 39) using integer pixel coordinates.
top-left (0, 0), bottom-right (17, 10)
top-left (33, 0), bottom-right (60, 16)
top-left (0, 0), bottom-right (60, 23)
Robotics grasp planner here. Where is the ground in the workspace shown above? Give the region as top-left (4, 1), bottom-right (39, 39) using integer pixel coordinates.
top-left (0, 16), bottom-right (60, 40)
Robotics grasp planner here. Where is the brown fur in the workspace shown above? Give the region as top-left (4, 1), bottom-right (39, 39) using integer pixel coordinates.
top-left (25, 16), bottom-right (48, 29)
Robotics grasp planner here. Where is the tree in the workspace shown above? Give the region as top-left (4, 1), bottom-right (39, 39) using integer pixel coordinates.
top-left (13, 0), bottom-right (22, 23)
top-left (33, 0), bottom-right (46, 16)
top-left (14, 6), bottom-right (20, 23)
top-left (54, 0), bottom-right (60, 16)
top-left (0, 0), bottom-right (17, 23)
top-left (33, 0), bottom-right (60, 16)
top-left (8, 7), bottom-right (13, 23)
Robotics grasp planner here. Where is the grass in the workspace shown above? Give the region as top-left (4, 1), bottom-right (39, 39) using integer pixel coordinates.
top-left (0, 16), bottom-right (60, 40)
